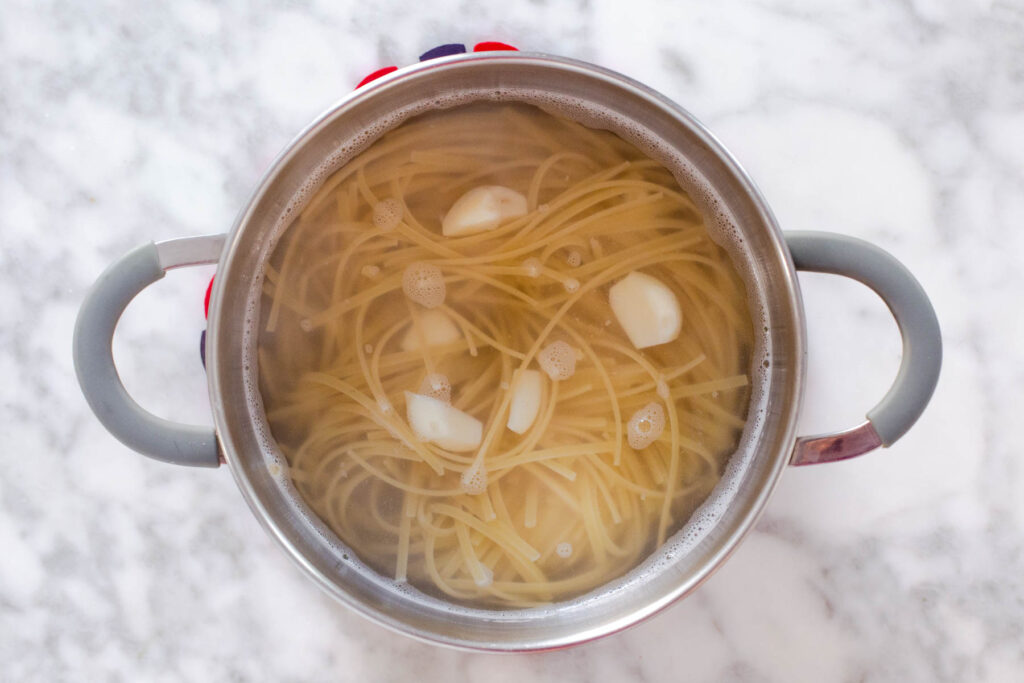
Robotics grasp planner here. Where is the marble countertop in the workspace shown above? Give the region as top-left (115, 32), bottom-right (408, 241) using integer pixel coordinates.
top-left (3, 0), bottom-right (1022, 680)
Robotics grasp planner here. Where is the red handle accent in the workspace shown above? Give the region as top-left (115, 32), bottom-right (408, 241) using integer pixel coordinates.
top-left (204, 276), bottom-right (214, 318)
top-left (474, 41), bottom-right (518, 52)
top-left (356, 66), bottom-right (399, 88)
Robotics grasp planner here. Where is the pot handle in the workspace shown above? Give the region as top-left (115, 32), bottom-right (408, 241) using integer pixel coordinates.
top-left (73, 235), bottom-right (226, 467)
top-left (785, 231), bottom-right (941, 465)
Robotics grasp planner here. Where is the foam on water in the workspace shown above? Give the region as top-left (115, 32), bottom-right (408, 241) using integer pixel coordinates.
top-left (537, 340), bottom-right (577, 381)
top-left (402, 262), bottom-right (446, 308)
top-left (627, 402), bottom-right (666, 450)
top-left (372, 197), bottom-right (403, 231)
top-left (521, 257), bottom-right (542, 278)
top-left (460, 462), bottom-right (488, 496)
top-left (238, 79), bottom-right (773, 622)
top-left (418, 373), bottom-right (452, 404)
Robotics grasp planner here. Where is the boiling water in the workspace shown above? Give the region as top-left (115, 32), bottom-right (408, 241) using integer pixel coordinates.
top-left (247, 96), bottom-right (772, 611)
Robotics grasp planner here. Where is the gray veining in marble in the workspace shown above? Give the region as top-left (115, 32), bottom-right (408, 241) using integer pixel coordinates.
top-left (2, 0), bottom-right (1023, 680)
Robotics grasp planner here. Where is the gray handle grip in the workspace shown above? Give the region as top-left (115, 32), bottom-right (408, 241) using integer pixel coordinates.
top-left (73, 235), bottom-right (226, 467)
top-left (786, 231), bottom-right (942, 465)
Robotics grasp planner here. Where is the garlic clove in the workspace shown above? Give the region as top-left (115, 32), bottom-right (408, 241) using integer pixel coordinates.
top-left (405, 391), bottom-right (483, 452)
top-left (506, 369), bottom-right (544, 434)
top-left (608, 271), bottom-right (682, 349)
top-left (400, 309), bottom-right (461, 351)
top-left (442, 186), bottom-right (528, 237)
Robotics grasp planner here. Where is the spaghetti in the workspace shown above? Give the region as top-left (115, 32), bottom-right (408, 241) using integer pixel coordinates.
top-left (258, 103), bottom-right (753, 607)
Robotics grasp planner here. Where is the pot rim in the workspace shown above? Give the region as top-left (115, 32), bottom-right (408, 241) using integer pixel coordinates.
top-left (207, 51), bottom-right (805, 651)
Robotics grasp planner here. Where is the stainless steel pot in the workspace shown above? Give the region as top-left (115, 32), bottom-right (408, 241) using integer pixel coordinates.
top-left (73, 53), bottom-right (941, 651)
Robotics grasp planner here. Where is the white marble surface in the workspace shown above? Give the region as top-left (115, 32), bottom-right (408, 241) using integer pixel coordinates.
top-left (2, 0), bottom-right (1022, 680)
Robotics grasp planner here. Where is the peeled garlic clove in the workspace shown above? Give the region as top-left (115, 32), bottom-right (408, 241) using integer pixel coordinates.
top-left (442, 185), bottom-right (528, 237)
top-left (405, 391), bottom-right (482, 452)
top-left (400, 309), bottom-right (461, 351)
top-left (608, 271), bottom-right (682, 349)
top-left (506, 369), bottom-right (544, 434)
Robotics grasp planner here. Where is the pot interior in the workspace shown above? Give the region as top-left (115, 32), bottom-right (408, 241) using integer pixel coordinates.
top-left (208, 54), bottom-right (803, 650)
